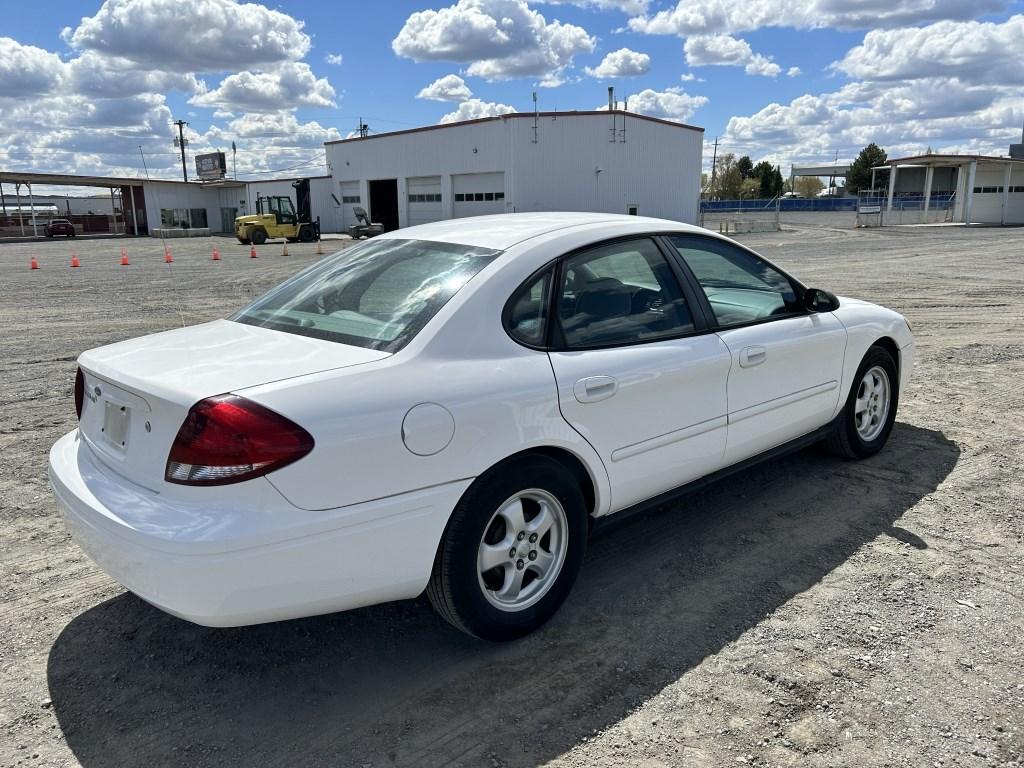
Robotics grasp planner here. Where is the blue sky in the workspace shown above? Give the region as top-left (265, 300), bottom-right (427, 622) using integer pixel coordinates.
top-left (2, 0), bottom-right (1022, 185)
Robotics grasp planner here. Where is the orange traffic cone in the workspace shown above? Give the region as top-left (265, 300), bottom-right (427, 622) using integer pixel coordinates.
top-left (120, 252), bottom-right (130, 266)
top-left (250, 244), bottom-right (258, 258)
top-left (30, 257), bottom-right (40, 270)
top-left (281, 241), bottom-right (289, 256)
top-left (120, 246), bottom-right (128, 261)
top-left (315, 238), bottom-right (324, 255)
top-left (164, 247), bottom-right (173, 263)
top-left (70, 254), bottom-right (81, 268)
top-left (211, 245), bottom-right (221, 261)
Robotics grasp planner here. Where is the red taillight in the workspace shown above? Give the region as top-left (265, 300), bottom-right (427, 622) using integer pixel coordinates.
top-left (74, 368), bottom-right (85, 420)
top-left (165, 395), bottom-right (314, 486)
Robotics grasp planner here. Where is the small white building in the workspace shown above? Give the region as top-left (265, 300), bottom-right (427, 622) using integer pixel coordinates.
top-left (884, 153), bottom-right (1024, 225)
top-left (324, 110), bottom-right (704, 232)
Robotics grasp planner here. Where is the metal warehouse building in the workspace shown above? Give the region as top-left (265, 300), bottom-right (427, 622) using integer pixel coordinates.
top-left (324, 110), bottom-right (704, 232)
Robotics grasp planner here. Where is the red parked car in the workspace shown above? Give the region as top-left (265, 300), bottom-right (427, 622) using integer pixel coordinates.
top-left (45, 219), bottom-right (75, 237)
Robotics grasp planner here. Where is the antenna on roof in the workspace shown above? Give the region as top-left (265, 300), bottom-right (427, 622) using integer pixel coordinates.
top-left (608, 86), bottom-right (617, 143)
top-left (532, 91), bottom-right (538, 143)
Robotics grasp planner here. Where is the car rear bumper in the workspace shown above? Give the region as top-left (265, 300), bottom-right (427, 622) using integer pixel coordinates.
top-left (49, 430), bottom-right (471, 627)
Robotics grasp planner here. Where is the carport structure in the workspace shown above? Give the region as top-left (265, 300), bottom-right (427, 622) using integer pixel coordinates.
top-left (0, 171), bottom-right (145, 237)
top-left (879, 154), bottom-right (1024, 225)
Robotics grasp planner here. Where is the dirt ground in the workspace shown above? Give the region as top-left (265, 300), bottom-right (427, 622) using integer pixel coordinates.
top-left (0, 221), bottom-right (1021, 768)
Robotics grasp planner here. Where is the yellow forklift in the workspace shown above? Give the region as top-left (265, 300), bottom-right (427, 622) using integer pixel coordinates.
top-left (234, 179), bottom-right (321, 245)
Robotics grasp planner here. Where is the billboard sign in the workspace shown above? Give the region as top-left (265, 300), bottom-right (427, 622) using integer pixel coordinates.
top-left (195, 151), bottom-right (227, 180)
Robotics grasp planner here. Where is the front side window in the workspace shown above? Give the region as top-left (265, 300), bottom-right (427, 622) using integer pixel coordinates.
top-left (669, 235), bottom-right (801, 327)
top-left (557, 238), bottom-right (695, 348)
top-left (233, 239), bottom-right (500, 352)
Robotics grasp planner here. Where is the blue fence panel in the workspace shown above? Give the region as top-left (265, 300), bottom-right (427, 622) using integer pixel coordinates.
top-left (700, 198), bottom-right (858, 212)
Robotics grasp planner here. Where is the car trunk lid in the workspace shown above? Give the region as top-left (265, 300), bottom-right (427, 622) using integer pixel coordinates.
top-left (77, 319), bottom-right (390, 491)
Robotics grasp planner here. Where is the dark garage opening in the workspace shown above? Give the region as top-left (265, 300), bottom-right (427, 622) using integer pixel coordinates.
top-left (369, 179), bottom-right (399, 232)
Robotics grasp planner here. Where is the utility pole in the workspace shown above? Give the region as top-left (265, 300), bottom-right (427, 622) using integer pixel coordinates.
top-left (709, 136), bottom-right (719, 198)
top-left (172, 119), bottom-right (189, 182)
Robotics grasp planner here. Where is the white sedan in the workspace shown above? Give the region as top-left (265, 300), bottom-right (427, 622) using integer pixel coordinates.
top-left (49, 213), bottom-right (914, 640)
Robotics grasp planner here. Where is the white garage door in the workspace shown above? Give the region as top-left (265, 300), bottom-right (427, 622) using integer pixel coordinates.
top-left (407, 176), bottom-right (443, 227)
top-left (453, 172), bottom-right (506, 218)
top-left (339, 181), bottom-right (362, 229)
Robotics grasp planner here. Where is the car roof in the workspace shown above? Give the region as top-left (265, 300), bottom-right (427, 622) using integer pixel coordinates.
top-left (374, 212), bottom-right (706, 251)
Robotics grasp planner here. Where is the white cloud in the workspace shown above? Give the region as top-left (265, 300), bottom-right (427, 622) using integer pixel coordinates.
top-left (204, 111), bottom-right (342, 147)
top-left (787, 66), bottom-right (801, 78)
top-left (439, 98), bottom-right (517, 123)
top-left (584, 47), bottom-right (650, 78)
top-left (325, 53), bottom-right (343, 66)
top-left (629, 0), bottom-right (1004, 36)
top-left (63, 0), bottom-right (310, 71)
top-left (601, 87), bottom-right (708, 122)
top-left (66, 51), bottom-right (205, 97)
top-left (679, 72), bottom-right (702, 82)
top-left (684, 34), bottom-right (780, 77)
top-left (833, 14), bottom-right (1024, 85)
top-left (417, 74), bottom-right (474, 101)
top-left (716, 13), bottom-right (1024, 168)
top-left (0, 37), bottom-right (65, 97)
top-left (722, 78), bottom-right (1022, 168)
top-left (541, 0), bottom-right (650, 14)
top-left (392, 0), bottom-right (596, 81)
top-left (190, 62), bottom-right (336, 112)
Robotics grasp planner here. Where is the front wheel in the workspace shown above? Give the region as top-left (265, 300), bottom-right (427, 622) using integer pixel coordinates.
top-left (827, 344), bottom-right (899, 459)
top-left (250, 229), bottom-right (267, 245)
top-left (427, 456), bottom-right (588, 641)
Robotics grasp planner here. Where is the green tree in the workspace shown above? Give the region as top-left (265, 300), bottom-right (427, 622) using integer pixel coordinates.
top-left (712, 153), bottom-right (744, 199)
top-left (847, 143), bottom-right (887, 193)
top-left (795, 176), bottom-right (825, 197)
top-left (736, 155), bottom-right (754, 179)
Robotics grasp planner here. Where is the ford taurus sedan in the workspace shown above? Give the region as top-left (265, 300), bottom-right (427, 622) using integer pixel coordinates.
top-left (49, 213), bottom-right (914, 640)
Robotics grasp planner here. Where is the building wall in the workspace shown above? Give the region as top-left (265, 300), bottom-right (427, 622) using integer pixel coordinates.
top-left (324, 114), bottom-right (704, 229)
top-left (516, 114), bottom-right (702, 222)
top-left (893, 166), bottom-right (958, 195)
top-left (969, 165), bottom-right (1024, 224)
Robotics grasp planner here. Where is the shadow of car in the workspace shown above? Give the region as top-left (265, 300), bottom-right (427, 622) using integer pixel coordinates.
top-left (46, 422), bottom-right (958, 768)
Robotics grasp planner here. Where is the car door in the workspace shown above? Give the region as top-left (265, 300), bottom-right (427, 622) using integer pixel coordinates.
top-left (666, 234), bottom-right (847, 466)
top-left (522, 237), bottom-right (732, 512)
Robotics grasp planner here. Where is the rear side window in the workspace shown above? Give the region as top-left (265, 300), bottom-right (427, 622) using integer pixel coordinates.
top-left (557, 238), bottom-right (695, 348)
top-left (668, 235), bottom-right (801, 327)
top-left (233, 238), bottom-right (500, 352)
top-left (507, 268), bottom-right (553, 346)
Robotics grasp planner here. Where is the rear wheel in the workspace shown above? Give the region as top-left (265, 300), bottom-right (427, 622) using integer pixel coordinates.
top-left (427, 456), bottom-right (588, 640)
top-left (828, 344), bottom-right (899, 459)
top-left (250, 229), bottom-right (267, 245)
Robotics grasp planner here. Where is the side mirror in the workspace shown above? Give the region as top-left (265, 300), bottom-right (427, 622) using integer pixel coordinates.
top-left (803, 288), bottom-right (840, 312)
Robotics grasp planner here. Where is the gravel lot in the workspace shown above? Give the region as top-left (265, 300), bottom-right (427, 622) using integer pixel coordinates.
top-left (1, 220), bottom-right (1021, 767)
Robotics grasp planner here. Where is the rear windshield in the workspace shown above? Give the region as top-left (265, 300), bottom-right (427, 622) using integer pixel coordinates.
top-left (231, 238), bottom-right (500, 352)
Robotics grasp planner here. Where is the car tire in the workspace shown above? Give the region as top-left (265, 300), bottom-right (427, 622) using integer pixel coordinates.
top-left (827, 344), bottom-right (899, 459)
top-left (250, 229), bottom-right (267, 245)
top-left (427, 455), bottom-right (588, 641)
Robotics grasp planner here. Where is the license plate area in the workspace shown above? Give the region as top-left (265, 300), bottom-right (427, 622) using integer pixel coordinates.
top-left (102, 400), bottom-right (131, 450)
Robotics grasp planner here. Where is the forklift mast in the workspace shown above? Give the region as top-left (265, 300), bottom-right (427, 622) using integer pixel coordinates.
top-left (292, 179), bottom-right (312, 223)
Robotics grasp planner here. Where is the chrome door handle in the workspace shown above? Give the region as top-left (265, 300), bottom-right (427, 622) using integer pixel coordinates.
top-left (573, 376), bottom-right (618, 403)
top-left (739, 345), bottom-right (767, 367)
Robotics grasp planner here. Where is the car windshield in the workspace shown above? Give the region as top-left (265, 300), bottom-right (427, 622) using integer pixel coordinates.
top-left (231, 238), bottom-right (500, 352)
